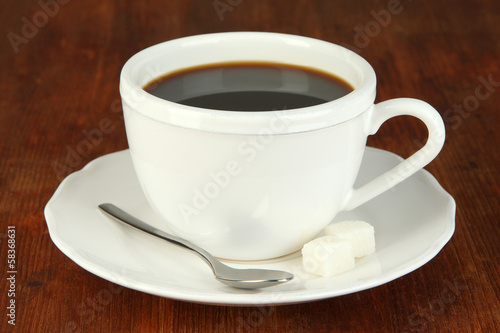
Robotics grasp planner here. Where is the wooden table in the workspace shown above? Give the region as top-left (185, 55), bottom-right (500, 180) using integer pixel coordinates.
top-left (1, 0), bottom-right (499, 331)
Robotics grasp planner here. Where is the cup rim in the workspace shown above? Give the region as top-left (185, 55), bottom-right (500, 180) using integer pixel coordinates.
top-left (120, 32), bottom-right (377, 134)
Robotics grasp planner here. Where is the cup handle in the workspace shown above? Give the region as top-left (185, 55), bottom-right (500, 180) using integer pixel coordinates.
top-left (342, 98), bottom-right (446, 211)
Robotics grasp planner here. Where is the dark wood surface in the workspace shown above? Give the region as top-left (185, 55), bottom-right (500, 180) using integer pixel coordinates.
top-left (1, 0), bottom-right (499, 332)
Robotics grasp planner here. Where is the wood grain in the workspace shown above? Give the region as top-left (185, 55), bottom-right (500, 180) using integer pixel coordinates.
top-left (1, 0), bottom-right (499, 332)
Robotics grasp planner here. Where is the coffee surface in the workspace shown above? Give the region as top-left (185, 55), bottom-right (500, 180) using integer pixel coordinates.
top-left (144, 62), bottom-right (353, 111)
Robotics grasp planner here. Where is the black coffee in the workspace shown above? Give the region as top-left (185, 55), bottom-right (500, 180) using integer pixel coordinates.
top-left (143, 62), bottom-right (353, 111)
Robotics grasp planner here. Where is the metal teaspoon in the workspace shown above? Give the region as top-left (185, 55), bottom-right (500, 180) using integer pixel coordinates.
top-left (98, 203), bottom-right (294, 289)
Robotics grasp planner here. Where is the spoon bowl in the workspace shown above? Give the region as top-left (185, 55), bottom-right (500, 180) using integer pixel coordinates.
top-left (98, 203), bottom-right (294, 289)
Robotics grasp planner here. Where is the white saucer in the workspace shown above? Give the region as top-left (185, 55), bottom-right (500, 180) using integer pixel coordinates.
top-left (45, 148), bottom-right (455, 306)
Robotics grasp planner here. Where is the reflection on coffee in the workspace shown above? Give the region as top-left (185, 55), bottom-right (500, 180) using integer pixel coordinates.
top-left (143, 62), bottom-right (354, 111)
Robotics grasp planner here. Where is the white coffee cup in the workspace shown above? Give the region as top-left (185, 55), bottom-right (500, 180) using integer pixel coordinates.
top-left (120, 32), bottom-right (445, 260)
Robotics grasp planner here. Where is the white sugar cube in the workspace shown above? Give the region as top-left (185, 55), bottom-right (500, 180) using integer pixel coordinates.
top-left (301, 236), bottom-right (355, 277)
top-left (324, 220), bottom-right (375, 258)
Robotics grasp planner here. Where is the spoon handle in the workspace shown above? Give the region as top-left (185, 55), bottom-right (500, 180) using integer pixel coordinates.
top-left (98, 203), bottom-right (220, 272)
